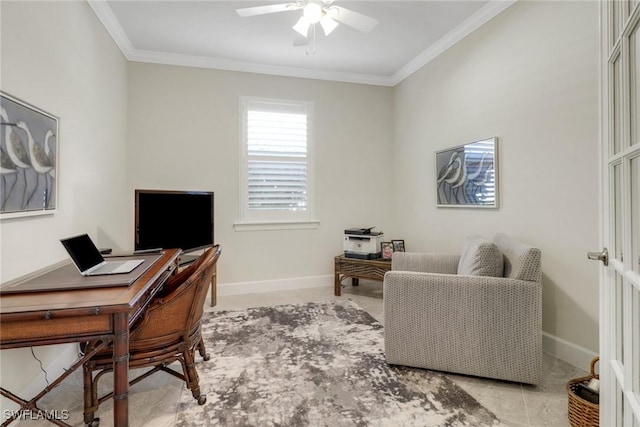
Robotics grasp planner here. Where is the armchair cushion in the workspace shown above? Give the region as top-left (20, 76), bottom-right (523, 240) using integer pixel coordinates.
top-left (457, 236), bottom-right (504, 277)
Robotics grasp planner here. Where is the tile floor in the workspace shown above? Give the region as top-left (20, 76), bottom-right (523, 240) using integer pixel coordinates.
top-left (17, 281), bottom-right (586, 426)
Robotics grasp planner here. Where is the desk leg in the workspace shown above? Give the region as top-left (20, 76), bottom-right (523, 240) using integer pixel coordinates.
top-left (112, 313), bottom-right (129, 427)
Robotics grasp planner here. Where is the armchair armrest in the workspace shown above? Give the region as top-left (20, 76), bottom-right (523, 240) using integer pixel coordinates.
top-left (392, 252), bottom-right (460, 274)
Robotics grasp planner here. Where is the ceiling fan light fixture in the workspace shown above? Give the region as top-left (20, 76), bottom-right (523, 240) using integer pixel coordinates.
top-left (320, 15), bottom-right (338, 36)
top-left (293, 16), bottom-right (311, 37)
top-left (303, 2), bottom-right (323, 24)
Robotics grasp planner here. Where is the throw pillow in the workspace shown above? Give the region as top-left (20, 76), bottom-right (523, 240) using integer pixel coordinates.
top-left (457, 236), bottom-right (504, 277)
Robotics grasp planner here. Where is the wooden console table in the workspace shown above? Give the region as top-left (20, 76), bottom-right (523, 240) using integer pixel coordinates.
top-left (334, 255), bottom-right (392, 296)
top-left (0, 249), bottom-right (180, 426)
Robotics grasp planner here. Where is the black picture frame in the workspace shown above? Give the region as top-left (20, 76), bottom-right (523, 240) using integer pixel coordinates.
top-left (391, 240), bottom-right (405, 252)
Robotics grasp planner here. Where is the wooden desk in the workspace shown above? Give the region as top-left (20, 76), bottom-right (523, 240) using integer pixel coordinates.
top-left (0, 249), bottom-right (180, 426)
top-left (334, 255), bottom-right (392, 296)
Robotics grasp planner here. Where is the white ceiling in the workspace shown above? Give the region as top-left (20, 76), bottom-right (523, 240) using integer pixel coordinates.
top-left (89, 0), bottom-right (515, 86)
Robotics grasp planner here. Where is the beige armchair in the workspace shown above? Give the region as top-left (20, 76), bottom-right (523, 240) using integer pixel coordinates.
top-left (383, 234), bottom-right (542, 384)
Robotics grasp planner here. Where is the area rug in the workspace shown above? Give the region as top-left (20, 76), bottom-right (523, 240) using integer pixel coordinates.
top-left (176, 300), bottom-right (503, 427)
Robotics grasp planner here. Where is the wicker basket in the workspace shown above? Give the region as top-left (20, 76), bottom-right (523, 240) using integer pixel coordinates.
top-left (567, 357), bottom-right (599, 427)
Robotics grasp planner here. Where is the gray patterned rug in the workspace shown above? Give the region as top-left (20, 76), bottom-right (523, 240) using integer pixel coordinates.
top-left (176, 300), bottom-right (503, 426)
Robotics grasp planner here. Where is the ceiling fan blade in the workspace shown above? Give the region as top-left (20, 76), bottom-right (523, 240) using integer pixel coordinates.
top-left (327, 6), bottom-right (378, 33)
top-left (320, 15), bottom-right (338, 36)
top-left (292, 16), bottom-right (311, 37)
top-left (236, 3), bottom-right (298, 17)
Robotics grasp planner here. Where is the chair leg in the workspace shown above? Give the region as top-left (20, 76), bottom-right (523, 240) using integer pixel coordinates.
top-left (82, 365), bottom-right (100, 426)
top-left (183, 347), bottom-right (206, 405)
top-left (197, 336), bottom-right (210, 361)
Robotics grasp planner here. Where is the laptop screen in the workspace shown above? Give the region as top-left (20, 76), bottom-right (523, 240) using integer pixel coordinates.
top-left (60, 234), bottom-right (105, 273)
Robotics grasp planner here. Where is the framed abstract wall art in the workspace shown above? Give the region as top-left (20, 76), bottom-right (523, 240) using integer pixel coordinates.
top-left (435, 137), bottom-right (498, 208)
top-left (0, 92), bottom-right (58, 218)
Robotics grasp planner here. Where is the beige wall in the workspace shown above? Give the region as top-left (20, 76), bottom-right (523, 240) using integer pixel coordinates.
top-left (126, 63), bottom-right (394, 285)
top-left (0, 0), bottom-right (128, 408)
top-left (0, 0), bottom-right (601, 403)
top-left (0, 1), bottom-right (129, 281)
top-left (392, 0), bottom-right (600, 352)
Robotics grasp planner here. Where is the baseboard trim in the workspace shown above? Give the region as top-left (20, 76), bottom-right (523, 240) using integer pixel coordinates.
top-left (542, 332), bottom-right (598, 371)
top-left (218, 275), bottom-right (332, 296)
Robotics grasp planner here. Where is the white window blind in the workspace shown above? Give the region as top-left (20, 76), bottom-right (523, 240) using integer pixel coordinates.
top-left (238, 98), bottom-right (316, 228)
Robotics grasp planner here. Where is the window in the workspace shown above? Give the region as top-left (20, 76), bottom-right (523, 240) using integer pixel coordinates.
top-left (236, 97), bottom-right (317, 230)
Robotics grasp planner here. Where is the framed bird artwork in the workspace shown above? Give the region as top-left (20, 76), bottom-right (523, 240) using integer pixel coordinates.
top-left (435, 137), bottom-right (499, 208)
top-left (0, 92), bottom-right (58, 218)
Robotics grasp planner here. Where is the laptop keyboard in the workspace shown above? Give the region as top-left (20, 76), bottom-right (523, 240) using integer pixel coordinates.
top-left (96, 262), bottom-right (121, 274)
top-left (88, 259), bottom-right (144, 275)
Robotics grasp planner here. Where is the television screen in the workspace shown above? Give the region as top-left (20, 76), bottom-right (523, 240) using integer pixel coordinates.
top-left (135, 190), bottom-right (214, 253)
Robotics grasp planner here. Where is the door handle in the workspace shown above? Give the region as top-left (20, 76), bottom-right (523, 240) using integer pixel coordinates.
top-left (587, 247), bottom-right (608, 266)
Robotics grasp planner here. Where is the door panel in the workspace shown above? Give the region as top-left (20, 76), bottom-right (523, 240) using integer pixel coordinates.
top-left (612, 52), bottom-right (624, 154)
top-left (614, 163), bottom-right (624, 260)
top-left (632, 156), bottom-right (640, 274)
top-left (616, 273), bottom-right (625, 364)
top-left (601, 1), bottom-right (640, 425)
top-left (632, 20), bottom-right (639, 146)
top-left (634, 285), bottom-right (640, 394)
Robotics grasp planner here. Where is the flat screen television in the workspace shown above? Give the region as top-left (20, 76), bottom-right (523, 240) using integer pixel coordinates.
top-left (135, 190), bottom-right (214, 255)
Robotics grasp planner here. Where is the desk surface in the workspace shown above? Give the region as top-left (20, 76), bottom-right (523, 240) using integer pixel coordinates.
top-left (0, 253), bottom-right (163, 294)
top-left (0, 249), bottom-right (180, 334)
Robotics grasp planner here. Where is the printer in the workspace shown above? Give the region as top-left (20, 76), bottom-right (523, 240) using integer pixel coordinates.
top-left (343, 227), bottom-right (384, 259)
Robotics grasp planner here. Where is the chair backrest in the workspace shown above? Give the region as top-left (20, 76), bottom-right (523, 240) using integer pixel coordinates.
top-left (186, 245), bottom-right (221, 333)
top-left (130, 245), bottom-right (221, 344)
top-left (493, 234), bottom-right (541, 282)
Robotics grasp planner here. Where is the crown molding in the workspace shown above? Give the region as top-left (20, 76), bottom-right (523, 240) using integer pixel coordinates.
top-left (87, 0), bottom-right (136, 57)
top-left (128, 49), bottom-right (395, 87)
top-left (88, 0), bottom-right (516, 88)
top-left (389, 0), bottom-right (517, 86)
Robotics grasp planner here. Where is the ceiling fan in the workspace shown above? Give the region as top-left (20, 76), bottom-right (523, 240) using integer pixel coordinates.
top-left (236, 1), bottom-right (379, 40)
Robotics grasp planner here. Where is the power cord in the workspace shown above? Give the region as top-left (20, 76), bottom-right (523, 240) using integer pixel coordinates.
top-left (30, 347), bottom-right (50, 387)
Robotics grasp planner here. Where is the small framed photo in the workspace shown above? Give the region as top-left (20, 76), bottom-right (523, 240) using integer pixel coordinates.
top-left (381, 242), bottom-right (394, 260)
top-left (392, 240), bottom-right (405, 252)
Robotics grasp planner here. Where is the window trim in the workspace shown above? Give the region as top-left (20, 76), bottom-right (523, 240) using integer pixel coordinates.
top-left (236, 96), bottom-right (317, 231)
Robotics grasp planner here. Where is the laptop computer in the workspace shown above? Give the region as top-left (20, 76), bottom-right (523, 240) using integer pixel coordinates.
top-left (61, 234), bottom-right (144, 276)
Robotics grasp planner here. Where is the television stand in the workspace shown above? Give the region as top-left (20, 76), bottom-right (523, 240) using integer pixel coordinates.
top-left (178, 252), bottom-right (218, 307)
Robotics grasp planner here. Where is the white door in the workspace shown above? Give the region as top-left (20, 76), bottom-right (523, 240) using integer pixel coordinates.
top-left (598, 1), bottom-right (640, 426)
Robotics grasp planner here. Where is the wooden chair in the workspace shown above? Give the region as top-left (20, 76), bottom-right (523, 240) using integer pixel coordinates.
top-left (82, 245), bottom-right (222, 426)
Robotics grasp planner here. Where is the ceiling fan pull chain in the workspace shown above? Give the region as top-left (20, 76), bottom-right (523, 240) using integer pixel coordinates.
top-left (306, 24), bottom-right (317, 55)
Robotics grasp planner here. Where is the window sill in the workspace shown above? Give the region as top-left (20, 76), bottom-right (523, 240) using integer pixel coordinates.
top-left (233, 220), bottom-right (320, 232)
